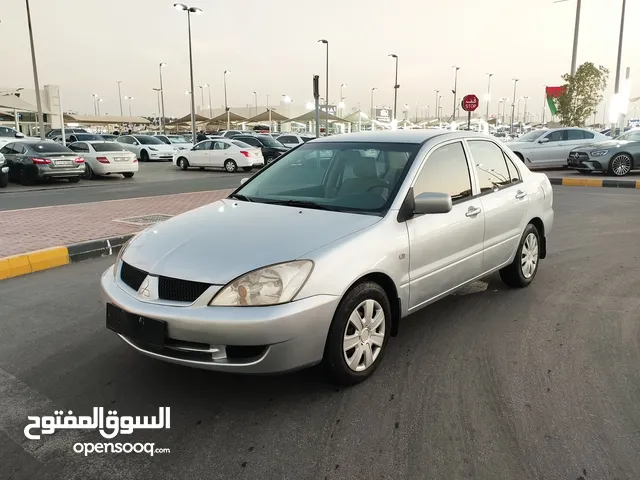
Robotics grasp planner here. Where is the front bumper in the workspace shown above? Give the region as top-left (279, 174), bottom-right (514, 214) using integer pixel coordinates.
top-left (100, 265), bottom-right (339, 374)
top-left (567, 153), bottom-right (608, 172)
top-left (149, 152), bottom-right (175, 161)
top-left (93, 163), bottom-right (139, 175)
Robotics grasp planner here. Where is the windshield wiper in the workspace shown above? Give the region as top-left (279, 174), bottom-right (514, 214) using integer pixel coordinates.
top-left (264, 199), bottom-right (338, 211)
top-left (228, 193), bottom-right (253, 202)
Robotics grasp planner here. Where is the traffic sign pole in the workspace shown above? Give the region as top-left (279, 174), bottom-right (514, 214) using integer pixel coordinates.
top-left (461, 94), bottom-right (479, 131)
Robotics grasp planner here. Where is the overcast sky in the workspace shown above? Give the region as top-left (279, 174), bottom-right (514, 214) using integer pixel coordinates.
top-left (2, 0), bottom-right (638, 119)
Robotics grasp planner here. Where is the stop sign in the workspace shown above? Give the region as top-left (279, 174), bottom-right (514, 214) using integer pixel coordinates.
top-left (461, 94), bottom-right (479, 112)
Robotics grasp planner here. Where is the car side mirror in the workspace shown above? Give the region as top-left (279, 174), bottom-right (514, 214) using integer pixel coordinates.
top-left (414, 192), bottom-right (452, 215)
top-left (15, 132), bottom-right (24, 138)
top-left (538, 137), bottom-right (549, 144)
top-left (240, 177), bottom-right (249, 185)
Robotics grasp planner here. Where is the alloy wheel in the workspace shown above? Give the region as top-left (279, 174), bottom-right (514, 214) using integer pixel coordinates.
top-left (342, 299), bottom-right (385, 372)
top-left (520, 233), bottom-right (539, 279)
top-left (611, 154), bottom-right (632, 176)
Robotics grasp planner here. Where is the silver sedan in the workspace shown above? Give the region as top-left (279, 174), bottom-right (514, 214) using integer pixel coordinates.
top-left (101, 130), bottom-right (554, 385)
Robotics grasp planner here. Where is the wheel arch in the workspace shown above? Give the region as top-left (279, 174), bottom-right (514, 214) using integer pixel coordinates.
top-left (528, 217), bottom-right (546, 259)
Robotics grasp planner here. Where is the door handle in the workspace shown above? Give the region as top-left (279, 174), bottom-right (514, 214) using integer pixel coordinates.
top-left (515, 190), bottom-right (527, 200)
top-left (465, 206), bottom-right (482, 218)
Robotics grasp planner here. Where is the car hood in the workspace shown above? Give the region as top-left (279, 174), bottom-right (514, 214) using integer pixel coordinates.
top-left (145, 144), bottom-right (177, 152)
top-left (122, 199), bottom-right (381, 284)
top-left (574, 139), bottom-right (630, 151)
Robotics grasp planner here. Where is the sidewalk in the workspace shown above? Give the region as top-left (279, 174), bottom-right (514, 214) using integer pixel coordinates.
top-left (0, 189), bottom-right (232, 257)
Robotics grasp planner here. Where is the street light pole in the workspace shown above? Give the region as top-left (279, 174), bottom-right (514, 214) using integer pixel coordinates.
top-left (25, 0), bottom-right (45, 139)
top-left (206, 84), bottom-right (212, 117)
top-left (370, 87), bottom-right (377, 131)
top-left (117, 81), bottom-right (123, 117)
top-left (223, 70), bottom-right (231, 130)
top-left (452, 66), bottom-right (460, 121)
top-left (97, 98), bottom-right (102, 116)
top-left (252, 91), bottom-right (257, 117)
top-left (340, 83), bottom-right (347, 117)
top-left (523, 96), bottom-right (529, 124)
top-left (486, 73), bottom-right (493, 120)
top-left (389, 54), bottom-right (399, 125)
top-left (611, 0), bottom-right (628, 132)
top-left (91, 94), bottom-right (99, 115)
top-left (153, 88), bottom-right (162, 127)
top-left (511, 79), bottom-right (519, 134)
top-left (159, 63), bottom-right (166, 134)
top-left (198, 85), bottom-right (204, 109)
top-left (542, 85), bottom-right (547, 125)
top-left (174, 3), bottom-right (202, 145)
top-left (125, 96), bottom-right (133, 116)
top-left (318, 39), bottom-right (329, 135)
top-left (434, 90), bottom-right (439, 122)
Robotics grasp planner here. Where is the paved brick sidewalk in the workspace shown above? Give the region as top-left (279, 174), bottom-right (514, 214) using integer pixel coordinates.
top-left (0, 189), bottom-right (233, 257)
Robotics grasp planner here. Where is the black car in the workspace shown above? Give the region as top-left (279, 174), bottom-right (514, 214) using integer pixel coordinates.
top-left (233, 134), bottom-right (288, 164)
top-left (0, 151), bottom-right (8, 187)
top-left (54, 133), bottom-right (105, 144)
top-left (45, 128), bottom-right (88, 139)
top-left (0, 139), bottom-right (85, 185)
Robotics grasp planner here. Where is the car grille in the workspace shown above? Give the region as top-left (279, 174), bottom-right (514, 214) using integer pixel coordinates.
top-left (568, 152), bottom-right (589, 165)
top-left (120, 261), bottom-right (211, 302)
top-left (120, 261), bottom-right (147, 291)
top-left (158, 276), bottom-right (211, 303)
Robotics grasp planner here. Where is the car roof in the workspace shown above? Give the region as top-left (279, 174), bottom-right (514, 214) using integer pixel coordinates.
top-left (312, 130), bottom-right (464, 144)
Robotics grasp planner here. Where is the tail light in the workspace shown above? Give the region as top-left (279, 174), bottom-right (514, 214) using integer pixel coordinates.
top-left (133, 159), bottom-right (138, 163)
top-left (240, 151), bottom-right (250, 158)
top-left (32, 157), bottom-right (51, 164)
top-left (75, 157), bottom-right (85, 163)
top-left (96, 156), bottom-right (110, 164)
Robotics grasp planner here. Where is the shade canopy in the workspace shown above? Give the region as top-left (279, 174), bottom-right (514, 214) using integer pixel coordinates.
top-left (206, 111), bottom-right (247, 124)
top-left (166, 113), bottom-right (210, 125)
top-left (342, 110), bottom-right (371, 123)
top-left (243, 109), bottom-right (289, 123)
top-left (0, 95), bottom-right (45, 113)
top-left (64, 114), bottom-right (151, 125)
top-left (287, 110), bottom-right (343, 123)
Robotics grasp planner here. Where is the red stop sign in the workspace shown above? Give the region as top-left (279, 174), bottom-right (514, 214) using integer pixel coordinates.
top-left (461, 94), bottom-right (479, 112)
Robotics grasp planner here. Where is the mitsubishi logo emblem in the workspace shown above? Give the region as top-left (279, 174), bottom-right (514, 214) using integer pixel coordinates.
top-left (138, 278), bottom-right (151, 298)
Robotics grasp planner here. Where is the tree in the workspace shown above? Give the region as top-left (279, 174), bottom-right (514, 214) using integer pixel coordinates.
top-left (556, 62), bottom-right (609, 127)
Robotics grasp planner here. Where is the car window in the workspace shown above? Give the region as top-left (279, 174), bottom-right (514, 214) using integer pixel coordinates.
top-left (278, 136), bottom-right (297, 144)
top-left (118, 136), bottom-right (132, 144)
top-left (69, 142), bottom-right (89, 153)
top-left (92, 142), bottom-right (128, 152)
top-left (468, 140), bottom-right (512, 192)
top-left (238, 137), bottom-right (261, 147)
top-left (193, 141), bottom-right (213, 151)
top-left (504, 153), bottom-right (522, 183)
top-left (413, 142), bottom-right (472, 203)
top-left (214, 141), bottom-right (230, 150)
top-left (0, 127), bottom-right (15, 137)
top-left (583, 131), bottom-right (595, 139)
top-left (30, 141), bottom-right (74, 154)
top-left (567, 130), bottom-right (586, 140)
top-left (1, 144), bottom-right (16, 154)
top-left (616, 130), bottom-right (640, 141)
top-left (157, 136), bottom-right (171, 144)
top-left (544, 130), bottom-right (565, 142)
top-left (232, 141), bottom-right (252, 148)
top-left (135, 136), bottom-right (164, 145)
top-left (14, 144), bottom-right (28, 154)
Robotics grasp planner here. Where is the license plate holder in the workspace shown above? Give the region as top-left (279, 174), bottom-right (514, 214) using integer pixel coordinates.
top-left (106, 303), bottom-right (166, 347)
top-left (114, 157), bottom-right (128, 162)
top-left (55, 160), bottom-right (72, 166)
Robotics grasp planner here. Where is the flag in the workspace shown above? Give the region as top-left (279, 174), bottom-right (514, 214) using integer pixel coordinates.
top-left (545, 86), bottom-right (565, 115)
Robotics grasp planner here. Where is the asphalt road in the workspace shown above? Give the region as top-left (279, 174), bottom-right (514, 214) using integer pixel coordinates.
top-left (1, 187), bottom-right (640, 480)
top-left (0, 163), bottom-right (250, 211)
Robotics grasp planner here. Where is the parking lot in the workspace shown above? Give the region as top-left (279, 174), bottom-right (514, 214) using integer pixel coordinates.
top-left (2, 186), bottom-right (639, 480)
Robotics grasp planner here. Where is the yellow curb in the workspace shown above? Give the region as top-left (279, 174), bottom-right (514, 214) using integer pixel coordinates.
top-left (0, 247), bottom-right (70, 280)
top-left (636, 181), bottom-right (640, 189)
top-left (561, 178), bottom-right (603, 187)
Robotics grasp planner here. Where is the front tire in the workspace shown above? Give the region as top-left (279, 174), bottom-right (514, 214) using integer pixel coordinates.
top-left (177, 157), bottom-right (189, 170)
top-left (140, 150), bottom-right (149, 162)
top-left (224, 159), bottom-right (238, 173)
top-left (322, 281), bottom-right (391, 385)
top-left (500, 223), bottom-right (540, 288)
top-left (608, 153), bottom-right (632, 177)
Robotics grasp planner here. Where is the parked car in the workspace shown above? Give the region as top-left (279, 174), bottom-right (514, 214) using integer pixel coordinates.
top-left (217, 130), bottom-right (245, 139)
top-left (232, 134), bottom-right (289, 164)
top-left (45, 128), bottom-right (87, 139)
top-left (599, 126), bottom-right (632, 137)
top-left (0, 139), bottom-right (84, 185)
top-left (53, 133), bottom-right (105, 144)
top-left (276, 134), bottom-right (316, 148)
top-left (154, 134), bottom-right (192, 150)
top-left (268, 133), bottom-right (282, 139)
top-left (68, 141), bottom-right (138, 179)
top-left (567, 128), bottom-right (640, 176)
top-left (0, 126), bottom-right (26, 148)
top-left (102, 130), bottom-right (553, 385)
top-left (100, 134), bottom-right (119, 141)
top-left (506, 127), bottom-right (609, 168)
top-left (0, 152), bottom-right (8, 187)
top-left (116, 135), bottom-right (177, 161)
top-left (173, 138), bottom-right (263, 172)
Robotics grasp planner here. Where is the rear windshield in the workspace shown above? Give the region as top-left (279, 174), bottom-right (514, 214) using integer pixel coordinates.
top-left (232, 141), bottom-right (251, 148)
top-left (168, 136), bottom-right (189, 143)
top-left (92, 142), bottom-right (128, 152)
top-left (29, 142), bottom-right (73, 153)
top-left (256, 136), bottom-right (283, 147)
top-left (135, 136), bottom-right (164, 145)
top-left (74, 134), bottom-right (103, 141)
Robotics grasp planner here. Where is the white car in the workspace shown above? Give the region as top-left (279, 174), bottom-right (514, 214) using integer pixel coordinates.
top-left (0, 126), bottom-right (26, 148)
top-left (276, 134), bottom-right (316, 148)
top-left (506, 127), bottom-right (609, 169)
top-left (173, 138), bottom-right (264, 173)
top-left (68, 141), bottom-right (138, 179)
top-left (154, 134), bottom-right (192, 151)
top-left (116, 134), bottom-right (177, 161)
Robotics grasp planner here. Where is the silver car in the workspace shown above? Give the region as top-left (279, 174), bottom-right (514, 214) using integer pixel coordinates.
top-left (506, 127), bottom-right (609, 169)
top-left (101, 131), bottom-right (554, 385)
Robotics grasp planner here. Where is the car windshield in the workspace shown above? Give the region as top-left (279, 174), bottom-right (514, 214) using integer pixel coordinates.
top-left (257, 136), bottom-right (284, 147)
top-left (235, 141), bottom-right (420, 214)
top-left (168, 136), bottom-right (189, 143)
top-left (29, 141), bottom-right (73, 154)
top-left (74, 134), bottom-right (103, 141)
top-left (515, 130), bottom-right (546, 142)
top-left (92, 142), bottom-right (128, 152)
top-left (135, 136), bottom-right (164, 145)
top-left (615, 130), bottom-right (640, 142)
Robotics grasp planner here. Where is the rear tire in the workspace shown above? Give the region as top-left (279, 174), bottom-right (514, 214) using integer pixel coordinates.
top-left (84, 164), bottom-right (95, 180)
top-left (0, 172), bottom-right (8, 188)
top-left (500, 223), bottom-right (540, 288)
top-left (322, 281), bottom-right (391, 386)
top-left (19, 165), bottom-right (38, 186)
top-left (68, 177), bottom-right (81, 184)
top-left (177, 157), bottom-right (189, 170)
top-left (224, 159), bottom-right (238, 173)
top-left (122, 172), bottom-right (134, 178)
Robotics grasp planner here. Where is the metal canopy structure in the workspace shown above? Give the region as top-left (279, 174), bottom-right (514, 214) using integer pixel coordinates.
top-left (243, 109), bottom-right (289, 123)
top-left (166, 113), bottom-right (210, 125)
top-left (206, 111), bottom-right (247, 124)
top-left (0, 95), bottom-right (50, 113)
top-left (63, 114), bottom-right (151, 125)
top-left (286, 110), bottom-right (343, 123)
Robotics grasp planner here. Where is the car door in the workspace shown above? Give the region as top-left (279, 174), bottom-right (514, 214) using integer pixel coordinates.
top-left (212, 141), bottom-right (230, 166)
top-left (530, 130), bottom-right (566, 167)
top-left (406, 140), bottom-right (484, 310)
top-left (188, 141), bottom-right (212, 166)
top-left (466, 139), bottom-right (530, 272)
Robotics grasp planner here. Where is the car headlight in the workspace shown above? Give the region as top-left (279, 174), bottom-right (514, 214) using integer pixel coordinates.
top-left (209, 260), bottom-right (314, 306)
top-left (590, 150), bottom-right (609, 157)
top-left (149, 147), bottom-right (158, 151)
